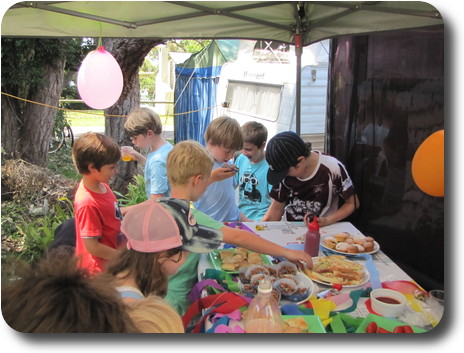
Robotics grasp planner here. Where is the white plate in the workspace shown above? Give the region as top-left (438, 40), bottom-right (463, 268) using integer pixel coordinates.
top-left (305, 257), bottom-right (370, 288)
top-left (320, 234), bottom-right (380, 255)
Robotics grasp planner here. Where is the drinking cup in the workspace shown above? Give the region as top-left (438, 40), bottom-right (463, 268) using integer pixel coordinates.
top-left (121, 146), bottom-right (132, 162)
top-left (427, 289), bottom-right (444, 323)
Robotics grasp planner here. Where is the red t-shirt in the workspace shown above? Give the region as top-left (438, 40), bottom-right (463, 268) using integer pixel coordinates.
top-left (74, 181), bottom-right (123, 274)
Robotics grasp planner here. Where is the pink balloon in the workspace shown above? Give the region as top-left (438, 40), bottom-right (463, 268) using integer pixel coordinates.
top-left (77, 46), bottom-right (123, 109)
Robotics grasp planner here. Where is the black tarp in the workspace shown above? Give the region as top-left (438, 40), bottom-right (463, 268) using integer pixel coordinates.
top-left (327, 26), bottom-right (444, 290)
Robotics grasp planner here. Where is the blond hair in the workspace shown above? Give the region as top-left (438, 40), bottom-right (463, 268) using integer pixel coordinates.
top-left (242, 121), bottom-right (268, 147)
top-left (125, 295), bottom-right (184, 333)
top-left (204, 116), bottom-right (243, 151)
top-left (124, 107), bottom-right (162, 136)
top-left (167, 140), bottom-right (213, 186)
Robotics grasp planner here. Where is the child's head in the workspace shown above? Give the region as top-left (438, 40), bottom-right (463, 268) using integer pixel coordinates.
top-left (124, 107), bottom-right (162, 137)
top-left (109, 198), bottom-right (222, 296)
top-left (204, 116), bottom-right (243, 162)
top-left (72, 132), bottom-right (121, 175)
top-left (167, 140), bottom-right (213, 187)
top-left (125, 295), bottom-right (184, 333)
top-left (121, 198), bottom-right (222, 254)
top-left (242, 121), bottom-right (268, 148)
top-left (241, 121), bottom-right (268, 164)
top-left (265, 131), bottom-right (311, 186)
top-left (1, 253), bottom-right (138, 333)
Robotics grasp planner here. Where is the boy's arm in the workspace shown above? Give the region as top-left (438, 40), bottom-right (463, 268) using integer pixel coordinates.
top-left (208, 166), bottom-right (236, 185)
top-left (83, 237), bottom-right (121, 261)
top-left (316, 194), bottom-right (360, 227)
top-left (221, 227), bottom-right (312, 269)
top-left (260, 198), bottom-right (285, 221)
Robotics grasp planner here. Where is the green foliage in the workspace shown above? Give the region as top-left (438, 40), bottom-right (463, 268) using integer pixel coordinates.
top-left (115, 174), bottom-right (147, 207)
top-left (2, 198), bottom-right (74, 264)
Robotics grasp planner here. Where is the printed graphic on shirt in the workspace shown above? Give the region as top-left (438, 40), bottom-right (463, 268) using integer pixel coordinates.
top-left (239, 172), bottom-right (262, 203)
top-left (114, 201), bottom-right (123, 221)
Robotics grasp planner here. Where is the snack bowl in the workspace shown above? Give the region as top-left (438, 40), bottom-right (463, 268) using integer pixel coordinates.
top-left (273, 278), bottom-right (297, 298)
top-left (264, 264), bottom-right (278, 277)
top-left (276, 261), bottom-right (298, 276)
top-left (240, 283), bottom-right (257, 298)
top-left (370, 288), bottom-right (407, 318)
top-left (250, 273), bottom-right (268, 288)
top-left (285, 273), bottom-right (314, 302)
top-left (246, 264), bottom-right (270, 279)
top-left (239, 266), bottom-right (251, 284)
top-left (280, 274), bottom-right (299, 285)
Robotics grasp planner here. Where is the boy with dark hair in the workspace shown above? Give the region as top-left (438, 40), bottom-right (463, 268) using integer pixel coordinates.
top-left (262, 131), bottom-right (359, 226)
top-left (72, 132), bottom-right (125, 273)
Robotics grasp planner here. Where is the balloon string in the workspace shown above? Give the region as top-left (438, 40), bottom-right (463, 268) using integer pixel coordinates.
top-left (0, 91), bottom-right (218, 118)
top-left (97, 22), bottom-right (103, 47)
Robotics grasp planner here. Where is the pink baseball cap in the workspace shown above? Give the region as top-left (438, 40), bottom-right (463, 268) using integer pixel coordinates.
top-left (121, 198), bottom-right (223, 253)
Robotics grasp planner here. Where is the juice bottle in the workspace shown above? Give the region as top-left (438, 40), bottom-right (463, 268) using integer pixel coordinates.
top-left (244, 278), bottom-right (283, 333)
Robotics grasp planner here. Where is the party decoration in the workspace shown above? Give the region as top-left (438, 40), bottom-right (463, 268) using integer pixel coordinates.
top-left (77, 46), bottom-right (123, 109)
top-left (411, 129), bottom-right (444, 197)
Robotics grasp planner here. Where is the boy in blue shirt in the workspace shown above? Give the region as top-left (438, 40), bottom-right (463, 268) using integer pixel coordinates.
top-left (234, 121), bottom-right (272, 221)
top-left (121, 107), bottom-right (173, 200)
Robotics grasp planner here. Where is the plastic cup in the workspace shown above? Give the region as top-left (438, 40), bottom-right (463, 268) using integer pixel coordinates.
top-left (121, 146), bottom-right (132, 162)
top-left (427, 289), bottom-right (444, 323)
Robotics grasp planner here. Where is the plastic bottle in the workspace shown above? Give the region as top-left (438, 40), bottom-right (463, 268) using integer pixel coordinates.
top-left (244, 278), bottom-right (283, 333)
top-left (304, 214), bottom-right (321, 257)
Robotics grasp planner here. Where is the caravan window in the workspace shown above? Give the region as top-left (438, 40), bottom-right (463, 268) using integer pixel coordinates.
top-left (225, 80), bottom-right (282, 122)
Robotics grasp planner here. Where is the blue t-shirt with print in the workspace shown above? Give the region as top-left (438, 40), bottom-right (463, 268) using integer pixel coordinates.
top-left (234, 154), bottom-right (272, 221)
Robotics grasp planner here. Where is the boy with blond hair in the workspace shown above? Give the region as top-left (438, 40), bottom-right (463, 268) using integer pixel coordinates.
top-left (122, 107), bottom-right (173, 199)
top-left (193, 116), bottom-right (244, 222)
top-left (116, 140), bottom-right (312, 315)
top-left (234, 121), bottom-right (272, 221)
top-left (72, 132), bottom-right (125, 274)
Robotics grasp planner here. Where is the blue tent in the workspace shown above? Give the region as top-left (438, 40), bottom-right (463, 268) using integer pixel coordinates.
top-left (174, 40), bottom-right (239, 145)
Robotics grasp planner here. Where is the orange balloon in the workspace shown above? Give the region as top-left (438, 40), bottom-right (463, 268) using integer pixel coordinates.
top-left (411, 130), bottom-right (444, 197)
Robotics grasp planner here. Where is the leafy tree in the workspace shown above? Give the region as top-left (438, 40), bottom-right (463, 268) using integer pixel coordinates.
top-left (1, 38), bottom-right (92, 166)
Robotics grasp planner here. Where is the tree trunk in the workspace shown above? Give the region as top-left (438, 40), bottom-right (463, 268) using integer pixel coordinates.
top-left (21, 62), bottom-right (65, 167)
top-left (103, 38), bottom-right (163, 195)
top-left (1, 95), bottom-right (21, 159)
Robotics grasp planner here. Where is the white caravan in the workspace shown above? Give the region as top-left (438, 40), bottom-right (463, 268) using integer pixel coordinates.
top-left (216, 40), bottom-right (330, 151)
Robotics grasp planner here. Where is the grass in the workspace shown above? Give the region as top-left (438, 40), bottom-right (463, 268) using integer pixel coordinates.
top-left (65, 110), bottom-right (174, 128)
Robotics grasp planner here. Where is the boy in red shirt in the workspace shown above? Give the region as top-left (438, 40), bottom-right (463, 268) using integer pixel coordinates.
top-left (72, 132), bottom-right (125, 273)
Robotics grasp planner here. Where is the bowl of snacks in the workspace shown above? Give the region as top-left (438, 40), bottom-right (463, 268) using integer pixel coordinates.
top-left (273, 278), bottom-right (297, 298)
top-left (276, 261), bottom-right (298, 277)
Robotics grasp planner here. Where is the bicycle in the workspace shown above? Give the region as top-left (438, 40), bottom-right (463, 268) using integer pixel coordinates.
top-left (49, 123), bottom-right (74, 153)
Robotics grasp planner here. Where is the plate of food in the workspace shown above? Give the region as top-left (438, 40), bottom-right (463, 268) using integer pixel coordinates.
top-left (320, 232), bottom-right (380, 255)
top-left (303, 255), bottom-right (370, 288)
top-left (208, 247), bottom-right (272, 273)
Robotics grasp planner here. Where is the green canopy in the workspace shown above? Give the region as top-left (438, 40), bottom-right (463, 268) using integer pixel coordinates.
top-left (2, 1), bottom-right (442, 46)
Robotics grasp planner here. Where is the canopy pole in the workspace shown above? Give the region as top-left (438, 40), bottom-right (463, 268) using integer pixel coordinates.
top-left (295, 32), bottom-right (302, 136)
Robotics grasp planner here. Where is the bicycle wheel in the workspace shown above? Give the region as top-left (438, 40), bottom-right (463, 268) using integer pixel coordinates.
top-left (49, 128), bottom-right (65, 153)
top-left (63, 124), bottom-right (74, 148)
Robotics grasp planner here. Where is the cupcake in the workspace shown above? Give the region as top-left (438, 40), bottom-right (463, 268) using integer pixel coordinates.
top-left (347, 244), bottom-right (359, 253)
top-left (335, 242), bottom-right (349, 252)
top-left (324, 236), bottom-right (337, 249)
top-left (363, 241), bottom-right (375, 252)
top-left (334, 232), bottom-right (349, 242)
